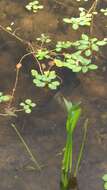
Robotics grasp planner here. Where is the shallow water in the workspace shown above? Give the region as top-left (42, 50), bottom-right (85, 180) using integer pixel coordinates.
top-left (0, 0), bottom-right (107, 190)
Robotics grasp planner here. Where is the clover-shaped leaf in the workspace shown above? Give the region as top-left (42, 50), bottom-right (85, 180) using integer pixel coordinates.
top-left (0, 92), bottom-right (11, 103)
top-left (36, 49), bottom-right (50, 60)
top-left (25, 1), bottom-right (43, 13)
top-left (31, 70), bottom-right (60, 90)
top-left (102, 174), bottom-right (107, 182)
top-left (20, 99), bottom-right (36, 114)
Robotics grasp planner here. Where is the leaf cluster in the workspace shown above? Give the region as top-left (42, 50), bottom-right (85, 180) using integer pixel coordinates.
top-left (0, 92), bottom-right (11, 103)
top-left (35, 49), bottom-right (50, 60)
top-left (36, 34), bottom-right (51, 44)
top-left (63, 8), bottom-right (92, 30)
top-left (20, 99), bottom-right (36, 113)
top-left (31, 70), bottom-right (60, 90)
top-left (102, 174), bottom-right (107, 190)
top-left (25, 0), bottom-right (43, 13)
top-left (100, 8), bottom-right (107, 16)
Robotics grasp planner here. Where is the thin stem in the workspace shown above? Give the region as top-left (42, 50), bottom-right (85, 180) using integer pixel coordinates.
top-left (8, 51), bottom-right (35, 108)
top-left (34, 56), bottom-right (44, 74)
top-left (18, 51), bottom-right (35, 65)
top-left (0, 24), bottom-right (27, 44)
top-left (0, 113), bottom-right (10, 117)
top-left (28, 43), bottom-right (43, 74)
top-left (15, 108), bottom-right (24, 112)
top-left (87, 0), bottom-right (100, 35)
top-left (8, 68), bottom-right (20, 108)
top-left (11, 124), bottom-right (41, 170)
top-left (87, 0), bottom-right (97, 14)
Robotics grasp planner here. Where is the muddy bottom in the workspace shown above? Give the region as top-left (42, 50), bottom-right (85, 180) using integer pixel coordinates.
top-left (0, 66), bottom-right (107, 190)
top-left (0, 0), bottom-right (107, 190)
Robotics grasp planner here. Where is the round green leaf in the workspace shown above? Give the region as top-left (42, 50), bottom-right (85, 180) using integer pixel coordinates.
top-left (88, 64), bottom-right (98, 70)
top-left (31, 103), bottom-right (36, 107)
top-left (82, 34), bottom-right (89, 41)
top-left (55, 59), bottom-right (64, 67)
top-left (25, 99), bottom-right (32, 104)
top-left (82, 66), bottom-right (88, 73)
top-left (102, 174), bottom-right (107, 181)
top-left (104, 182), bottom-right (107, 190)
top-left (63, 18), bottom-right (72, 24)
top-left (25, 109), bottom-right (31, 114)
top-left (0, 92), bottom-right (3, 96)
top-left (20, 102), bottom-right (25, 106)
top-left (92, 44), bottom-right (99, 51)
top-left (72, 24), bottom-right (79, 30)
top-left (85, 49), bottom-right (92, 57)
top-left (24, 105), bottom-right (30, 110)
top-left (2, 95), bottom-right (10, 102)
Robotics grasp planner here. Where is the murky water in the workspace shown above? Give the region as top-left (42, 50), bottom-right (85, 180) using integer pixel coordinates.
top-left (0, 0), bottom-right (107, 190)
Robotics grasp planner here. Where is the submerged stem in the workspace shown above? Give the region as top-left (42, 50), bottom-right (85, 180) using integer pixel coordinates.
top-left (11, 123), bottom-right (41, 170)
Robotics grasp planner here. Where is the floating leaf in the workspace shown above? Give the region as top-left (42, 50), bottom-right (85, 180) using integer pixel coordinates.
top-left (102, 174), bottom-right (107, 181)
top-left (88, 64), bottom-right (98, 70)
top-left (85, 49), bottom-right (92, 56)
top-left (104, 182), bottom-right (107, 190)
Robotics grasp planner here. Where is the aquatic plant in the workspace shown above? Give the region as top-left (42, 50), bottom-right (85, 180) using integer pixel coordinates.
top-left (0, 0), bottom-right (107, 92)
top-left (29, 32), bottom-right (107, 89)
top-left (31, 70), bottom-right (60, 90)
top-left (36, 33), bottom-right (51, 44)
top-left (0, 91), bottom-right (36, 116)
top-left (100, 8), bottom-right (107, 16)
top-left (63, 7), bottom-right (93, 30)
top-left (20, 99), bottom-right (36, 114)
top-left (25, 0), bottom-right (43, 13)
top-left (27, 0), bottom-right (107, 90)
top-left (0, 92), bottom-right (11, 103)
top-left (60, 99), bottom-right (88, 190)
top-left (102, 174), bottom-right (107, 190)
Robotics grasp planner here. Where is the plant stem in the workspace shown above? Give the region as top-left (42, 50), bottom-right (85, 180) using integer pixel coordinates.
top-left (88, 0), bottom-right (100, 35)
top-left (28, 43), bottom-right (44, 74)
top-left (8, 68), bottom-right (20, 108)
top-left (11, 123), bottom-right (41, 170)
top-left (73, 119), bottom-right (88, 177)
top-left (0, 24), bottom-right (27, 44)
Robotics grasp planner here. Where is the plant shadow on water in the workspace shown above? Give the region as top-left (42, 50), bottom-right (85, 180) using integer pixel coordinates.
top-left (0, 0), bottom-right (107, 190)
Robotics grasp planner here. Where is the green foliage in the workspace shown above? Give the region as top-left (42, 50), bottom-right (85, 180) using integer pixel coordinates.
top-left (35, 49), bottom-right (50, 60)
top-left (30, 32), bottom-right (107, 89)
top-left (63, 8), bottom-right (92, 30)
top-left (20, 99), bottom-right (36, 113)
top-left (60, 99), bottom-right (88, 190)
top-left (29, 30), bottom-right (107, 90)
top-left (72, 34), bottom-right (107, 53)
top-left (102, 174), bottom-right (107, 190)
top-left (55, 51), bottom-right (96, 73)
top-left (23, 1), bottom-right (107, 90)
top-left (55, 41), bottom-right (72, 52)
top-left (0, 92), bottom-right (11, 103)
top-left (54, 35), bottom-right (107, 73)
top-left (25, 0), bottom-right (43, 13)
top-left (100, 9), bottom-right (107, 16)
top-left (36, 33), bottom-right (51, 44)
top-left (61, 99), bottom-right (81, 189)
top-left (31, 70), bottom-right (60, 90)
